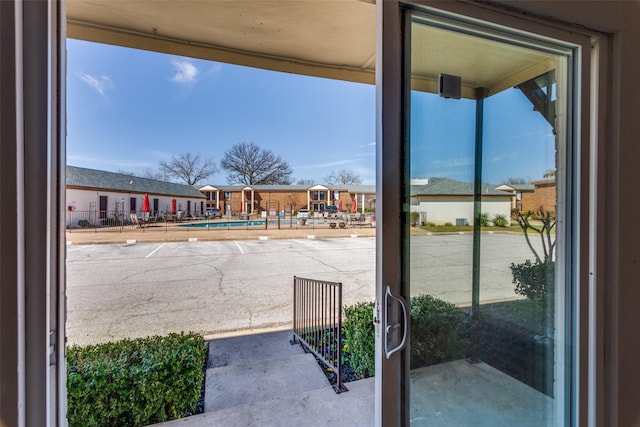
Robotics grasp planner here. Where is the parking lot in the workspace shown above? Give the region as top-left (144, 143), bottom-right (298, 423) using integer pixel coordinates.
top-left (66, 233), bottom-right (539, 346)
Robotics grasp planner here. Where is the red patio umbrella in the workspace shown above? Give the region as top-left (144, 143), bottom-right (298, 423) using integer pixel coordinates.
top-left (339, 199), bottom-right (343, 211)
top-left (142, 193), bottom-right (150, 212)
top-left (142, 193), bottom-right (150, 218)
top-left (171, 198), bottom-right (177, 214)
top-left (352, 197), bottom-right (357, 213)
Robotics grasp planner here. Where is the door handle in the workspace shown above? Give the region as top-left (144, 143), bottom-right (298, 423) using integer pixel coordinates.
top-left (384, 285), bottom-right (408, 359)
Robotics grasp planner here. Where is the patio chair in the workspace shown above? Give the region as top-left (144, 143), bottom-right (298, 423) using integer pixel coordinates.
top-left (129, 212), bottom-right (140, 227)
top-left (130, 212), bottom-right (150, 228)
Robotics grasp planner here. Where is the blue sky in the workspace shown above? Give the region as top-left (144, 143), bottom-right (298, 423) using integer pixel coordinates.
top-left (410, 89), bottom-right (555, 184)
top-left (67, 39), bottom-right (376, 185)
top-left (67, 39), bottom-right (555, 186)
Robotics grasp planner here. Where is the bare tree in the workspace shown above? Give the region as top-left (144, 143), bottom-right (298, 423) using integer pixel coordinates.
top-left (505, 177), bottom-right (528, 185)
top-left (324, 169), bottom-right (362, 185)
top-left (159, 152), bottom-right (218, 185)
top-left (117, 169), bottom-right (136, 176)
top-left (221, 142), bottom-right (293, 185)
top-left (139, 167), bottom-right (169, 181)
top-left (296, 178), bottom-right (316, 186)
top-left (116, 168), bottom-right (168, 181)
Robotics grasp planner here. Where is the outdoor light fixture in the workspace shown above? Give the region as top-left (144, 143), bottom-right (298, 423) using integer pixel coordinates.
top-left (439, 73), bottom-right (462, 99)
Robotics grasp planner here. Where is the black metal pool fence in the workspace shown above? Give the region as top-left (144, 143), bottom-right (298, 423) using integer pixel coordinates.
top-left (66, 210), bottom-right (375, 232)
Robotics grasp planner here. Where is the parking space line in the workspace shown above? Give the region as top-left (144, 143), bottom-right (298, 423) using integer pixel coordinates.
top-left (296, 239), bottom-right (324, 251)
top-left (145, 242), bottom-right (167, 258)
top-left (233, 241), bottom-right (245, 254)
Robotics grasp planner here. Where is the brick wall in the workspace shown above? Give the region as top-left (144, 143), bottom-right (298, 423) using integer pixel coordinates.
top-left (520, 180), bottom-right (556, 214)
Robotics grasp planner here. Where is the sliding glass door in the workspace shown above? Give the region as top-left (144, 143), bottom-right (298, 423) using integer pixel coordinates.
top-left (376, 2), bottom-right (591, 425)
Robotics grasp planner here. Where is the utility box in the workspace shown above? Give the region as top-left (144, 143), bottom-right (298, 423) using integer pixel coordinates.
top-left (456, 218), bottom-right (468, 226)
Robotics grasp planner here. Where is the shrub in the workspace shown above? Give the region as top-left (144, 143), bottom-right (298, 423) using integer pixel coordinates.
top-left (67, 332), bottom-right (206, 427)
top-left (480, 212), bottom-right (489, 227)
top-left (343, 301), bottom-right (375, 379)
top-left (409, 211), bottom-right (420, 225)
top-left (511, 259), bottom-right (555, 308)
top-left (512, 208), bottom-right (556, 308)
top-left (444, 222), bottom-right (453, 227)
top-left (77, 219), bottom-right (90, 228)
top-left (410, 295), bottom-right (467, 369)
top-left (342, 295), bottom-right (467, 377)
top-left (493, 214), bottom-right (508, 227)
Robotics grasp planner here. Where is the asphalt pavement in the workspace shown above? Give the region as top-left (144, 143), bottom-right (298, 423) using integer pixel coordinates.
top-left (66, 230), bottom-right (541, 346)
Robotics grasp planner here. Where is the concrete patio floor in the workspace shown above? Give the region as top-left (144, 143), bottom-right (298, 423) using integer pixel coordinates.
top-left (157, 331), bottom-right (552, 427)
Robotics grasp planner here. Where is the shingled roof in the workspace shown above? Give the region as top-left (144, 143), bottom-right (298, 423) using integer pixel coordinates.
top-left (411, 178), bottom-right (511, 197)
top-left (198, 183), bottom-right (376, 193)
top-left (67, 166), bottom-right (205, 198)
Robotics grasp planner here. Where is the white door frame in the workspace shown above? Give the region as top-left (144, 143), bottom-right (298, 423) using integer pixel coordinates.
top-left (375, 1), bottom-right (597, 425)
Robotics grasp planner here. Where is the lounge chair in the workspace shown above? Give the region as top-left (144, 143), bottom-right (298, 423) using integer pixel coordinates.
top-left (130, 212), bottom-right (151, 228)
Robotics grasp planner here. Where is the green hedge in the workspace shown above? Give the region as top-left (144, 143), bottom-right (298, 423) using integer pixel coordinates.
top-left (343, 295), bottom-right (467, 378)
top-left (511, 259), bottom-right (555, 308)
top-left (409, 295), bottom-right (467, 369)
top-left (343, 301), bottom-right (376, 378)
top-left (67, 332), bottom-right (206, 427)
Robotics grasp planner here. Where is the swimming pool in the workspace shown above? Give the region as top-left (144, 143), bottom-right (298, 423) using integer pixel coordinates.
top-left (179, 219), bottom-right (327, 228)
top-left (180, 220), bottom-right (266, 228)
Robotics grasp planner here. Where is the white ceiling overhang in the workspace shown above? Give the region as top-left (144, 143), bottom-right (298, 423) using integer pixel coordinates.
top-left (66, 1), bottom-right (559, 98)
top-left (66, 0), bottom-right (377, 85)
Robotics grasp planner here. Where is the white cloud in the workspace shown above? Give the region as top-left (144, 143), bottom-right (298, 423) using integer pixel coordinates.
top-left (76, 72), bottom-right (115, 97)
top-left (67, 153), bottom-right (155, 170)
top-left (294, 159), bottom-right (354, 170)
top-left (171, 59), bottom-right (199, 83)
top-left (431, 157), bottom-right (474, 168)
top-left (359, 142), bottom-right (376, 148)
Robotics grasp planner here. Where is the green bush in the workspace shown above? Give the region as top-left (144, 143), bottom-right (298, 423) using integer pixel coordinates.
top-left (409, 211), bottom-right (420, 225)
top-left (343, 301), bottom-right (375, 379)
top-left (493, 214), bottom-right (508, 227)
top-left (342, 295), bottom-right (467, 378)
top-left (77, 219), bottom-right (90, 228)
top-left (410, 295), bottom-right (467, 369)
top-left (511, 259), bottom-right (555, 308)
top-left (67, 332), bottom-right (206, 427)
top-left (480, 212), bottom-right (489, 227)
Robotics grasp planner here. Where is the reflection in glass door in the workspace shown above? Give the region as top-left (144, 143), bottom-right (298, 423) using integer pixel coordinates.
top-left (405, 12), bottom-right (573, 426)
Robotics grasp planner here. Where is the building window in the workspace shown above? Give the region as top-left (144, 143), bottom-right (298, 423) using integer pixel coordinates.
top-left (224, 191), bottom-right (232, 200)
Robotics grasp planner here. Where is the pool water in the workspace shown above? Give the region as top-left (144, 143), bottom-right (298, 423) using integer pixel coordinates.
top-left (180, 219), bottom-right (326, 228)
top-left (180, 220), bottom-right (265, 228)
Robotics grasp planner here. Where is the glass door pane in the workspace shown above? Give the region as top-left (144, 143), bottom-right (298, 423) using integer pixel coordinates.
top-left (406, 13), bottom-right (572, 426)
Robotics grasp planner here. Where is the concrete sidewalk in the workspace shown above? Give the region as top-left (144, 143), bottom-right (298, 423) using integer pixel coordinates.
top-left (158, 330), bottom-right (551, 427)
top-left (160, 330), bottom-right (375, 427)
